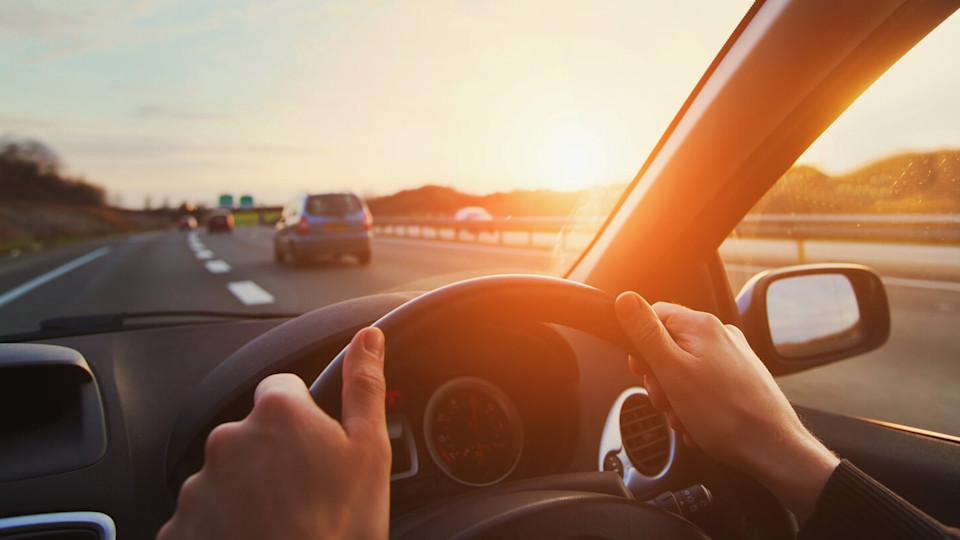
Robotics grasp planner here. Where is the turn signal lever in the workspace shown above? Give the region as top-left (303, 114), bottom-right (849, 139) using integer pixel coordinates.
top-left (648, 484), bottom-right (713, 522)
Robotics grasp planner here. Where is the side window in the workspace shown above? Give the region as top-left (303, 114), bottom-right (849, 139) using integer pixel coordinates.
top-left (721, 14), bottom-right (960, 437)
top-left (286, 198), bottom-right (299, 220)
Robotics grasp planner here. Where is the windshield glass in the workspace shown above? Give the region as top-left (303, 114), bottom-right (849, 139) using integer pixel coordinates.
top-left (0, 1), bottom-right (750, 337)
top-left (307, 195), bottom-right (361, 217)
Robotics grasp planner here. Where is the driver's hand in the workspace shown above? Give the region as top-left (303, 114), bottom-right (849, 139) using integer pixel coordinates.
top-left (614, 292), bottom-right (839, 522)
top-left (157, 327), bottom-right (390, 540)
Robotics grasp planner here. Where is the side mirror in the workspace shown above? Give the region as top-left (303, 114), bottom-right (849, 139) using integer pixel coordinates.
top-left (736, 264), bottom-right (890, 376)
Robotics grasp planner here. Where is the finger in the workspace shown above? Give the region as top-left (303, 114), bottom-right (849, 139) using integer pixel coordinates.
top-left (628, 355), bottom-right (648, 377)
top-left (643, 373), bottom-right (671, 412)
top-left (341, 327), bottom-right (388, 440)
top-left (615, 292), bottom-right (686, 373)
top-left (253, 373), bottom-right (314, 407)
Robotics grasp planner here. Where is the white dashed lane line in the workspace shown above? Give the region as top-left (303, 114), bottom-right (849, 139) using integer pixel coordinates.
top-left (227, 281), bottom-right (275, 305)
top-left (187, 233), bottom-right (276, 306)
top-left (0, 247), bottom-right (111, 308)
top-left (205, 260), bottom-right (232, 274)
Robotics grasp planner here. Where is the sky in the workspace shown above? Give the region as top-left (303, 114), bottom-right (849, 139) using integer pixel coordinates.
top-left (1, 0), bottom-right (958, 208)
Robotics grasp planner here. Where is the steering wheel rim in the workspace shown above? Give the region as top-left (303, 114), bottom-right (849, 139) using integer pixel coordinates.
top-left (309, 274), bottom-right (643, 417)
top-left (307, 274), bottom-right (710, 540)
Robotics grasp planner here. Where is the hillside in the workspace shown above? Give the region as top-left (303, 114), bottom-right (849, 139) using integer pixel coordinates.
top-left (0, 202), bottom-right (170, 253)
top-left (369, 150), bottom-right (960, 218)
top-left (751, 149), bottom-right (960, 214)
top-left (366, 185), bottom-right (585, 217)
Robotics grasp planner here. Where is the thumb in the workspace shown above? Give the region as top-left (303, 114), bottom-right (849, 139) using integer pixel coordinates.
top-left (341, 327), bottom-right (388, 440)
top-left (615, 292), bottom-right (686, 374)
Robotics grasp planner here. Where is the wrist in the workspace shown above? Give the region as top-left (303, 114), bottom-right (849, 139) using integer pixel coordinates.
top-left (748, 426), bottom-right (840, 522)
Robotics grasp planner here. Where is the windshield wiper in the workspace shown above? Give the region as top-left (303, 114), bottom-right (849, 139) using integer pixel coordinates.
top-left (2, 310), bottom-right (301, 342)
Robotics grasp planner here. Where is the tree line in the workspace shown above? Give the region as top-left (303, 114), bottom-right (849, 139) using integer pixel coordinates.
top-left (1, 138), bottom-right (106, 206)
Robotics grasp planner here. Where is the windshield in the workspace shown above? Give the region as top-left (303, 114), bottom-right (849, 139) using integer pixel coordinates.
top-left (307, 194), bottom-right (361, 216)
top-left (0, 1), bottom-right (750, 337)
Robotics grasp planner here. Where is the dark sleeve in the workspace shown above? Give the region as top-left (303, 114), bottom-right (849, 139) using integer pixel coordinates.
top-left (798, 460), bottom-right (960, 540)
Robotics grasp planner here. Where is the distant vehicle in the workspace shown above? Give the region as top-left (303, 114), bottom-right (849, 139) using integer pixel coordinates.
top-left (239, 195), bottom-right (254, 209)
top-left (176, 215), bottom-right (198, 231)
top-left (207, 210), bottom-right (234, 233)
top-left (218, 194), bottom-right (234, 209)
top-left (454, 206), bottom-right (494, 221)
top-left (273, 192), bottom-right (373, 266)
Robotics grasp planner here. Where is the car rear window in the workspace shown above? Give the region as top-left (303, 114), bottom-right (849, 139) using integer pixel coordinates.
top-left (306, 194), bottom-right (361, 216)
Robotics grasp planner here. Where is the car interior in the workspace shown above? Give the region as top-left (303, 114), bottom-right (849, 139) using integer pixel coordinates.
top-left (1, 0), bottom-right (958, 538)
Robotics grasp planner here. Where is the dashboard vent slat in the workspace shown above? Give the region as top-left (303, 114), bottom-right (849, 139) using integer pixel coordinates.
top-left (619, 393), bottom-right (670, 476)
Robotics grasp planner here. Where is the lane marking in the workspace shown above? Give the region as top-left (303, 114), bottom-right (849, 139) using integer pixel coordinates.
top-left (205, 260), bottom-right (231, 274)
top-left (195, 250), bottom-right (213, 259)
top-left (0, 247), bottom-right (112, 308)
top-left (189, 242), bottom-right (206, 251)
top-left (881, 276), bottom-right (960, 293)
top-left (725, 264), bottom-right (960, 293)
top-left (227, 281), bottom-right (275, 305)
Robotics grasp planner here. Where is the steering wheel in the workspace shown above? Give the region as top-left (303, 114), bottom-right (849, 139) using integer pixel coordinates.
top-left (308, 274), bottom-right (709, 540)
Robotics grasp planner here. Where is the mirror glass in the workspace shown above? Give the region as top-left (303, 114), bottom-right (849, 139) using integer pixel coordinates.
top-left (766, 274), bottom-right (863, 359)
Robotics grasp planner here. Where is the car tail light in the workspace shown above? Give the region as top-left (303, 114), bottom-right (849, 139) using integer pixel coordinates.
top-left (363, 210), bottom-right (373, 231)
top-left (297, 216), bottom-right (310, 235)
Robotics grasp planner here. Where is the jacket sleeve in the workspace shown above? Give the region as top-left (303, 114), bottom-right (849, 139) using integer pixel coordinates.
top-left (798, 460), bottom-right (960, 540)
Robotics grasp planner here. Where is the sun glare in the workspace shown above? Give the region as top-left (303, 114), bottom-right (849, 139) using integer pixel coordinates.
top-left (531, 122), bottom-right (607, 192)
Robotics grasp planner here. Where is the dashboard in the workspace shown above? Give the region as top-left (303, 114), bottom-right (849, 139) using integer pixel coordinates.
top-left (372, 321), bottom-right (582, 514)
top-left (0, 294), bottom-right (784, 539)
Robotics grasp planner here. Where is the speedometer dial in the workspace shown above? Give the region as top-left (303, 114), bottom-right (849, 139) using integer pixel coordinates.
top-left (423, 377), bottom-right (523, 487)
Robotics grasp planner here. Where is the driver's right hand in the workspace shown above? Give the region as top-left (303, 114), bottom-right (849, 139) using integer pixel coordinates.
top-left (614, 292), bottom-right (840, 522)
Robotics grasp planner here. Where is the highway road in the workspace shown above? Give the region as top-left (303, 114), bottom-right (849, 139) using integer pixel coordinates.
top-left (0, 228), bottom-right (957, 437)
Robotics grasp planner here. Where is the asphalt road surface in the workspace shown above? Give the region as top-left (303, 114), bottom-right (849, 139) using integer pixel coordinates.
top-left (1, 228), bottom-right (957, 437)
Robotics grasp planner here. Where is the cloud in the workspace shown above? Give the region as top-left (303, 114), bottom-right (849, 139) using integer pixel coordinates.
top-left (63, 136), bottom-right (324, 158)
top-left (0, 0), bottom-right (84, 40)
top-left (132, 105), bottom-right (229, 121)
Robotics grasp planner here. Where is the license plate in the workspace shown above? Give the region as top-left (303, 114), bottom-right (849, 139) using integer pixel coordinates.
top-left (323, 223), bottom-right (348, 233)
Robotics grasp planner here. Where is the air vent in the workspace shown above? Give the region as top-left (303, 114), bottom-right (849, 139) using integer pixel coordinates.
top-left (619, 393), bottom-right (670, 476)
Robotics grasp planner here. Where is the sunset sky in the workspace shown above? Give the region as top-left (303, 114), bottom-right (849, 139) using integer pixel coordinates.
top-left (1, 1), bottom-right (957, 208)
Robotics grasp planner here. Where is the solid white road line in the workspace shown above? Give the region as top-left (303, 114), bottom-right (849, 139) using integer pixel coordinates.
top-left (227, 281), bottom-right (275, 305)
top-left (0, 247), bottom-right (112, 308)
top-left (195, 250), bottom-right (213, 260)
top-left (205, 260), bottom-right (232, 274)
top-left (882, 276), bottom-right (960, 294)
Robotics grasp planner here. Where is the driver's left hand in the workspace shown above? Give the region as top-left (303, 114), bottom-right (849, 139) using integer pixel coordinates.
top-left (157, 327), bottom-right (391, 540)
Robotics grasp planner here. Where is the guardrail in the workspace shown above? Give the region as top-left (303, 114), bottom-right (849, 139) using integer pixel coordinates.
top-left (734, 214), bottom-right (960, 243)
top-left (372, 214), bottom-right (960, 249)
top-left (372, 217), bottom-right (578, 247)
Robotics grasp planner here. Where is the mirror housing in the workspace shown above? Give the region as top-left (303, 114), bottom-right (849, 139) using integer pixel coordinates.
top-left (736, 264), bottom-right (890, 376)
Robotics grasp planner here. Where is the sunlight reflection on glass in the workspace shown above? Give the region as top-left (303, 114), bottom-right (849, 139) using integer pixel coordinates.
top-left (767, 274), bottom-right (863, 358)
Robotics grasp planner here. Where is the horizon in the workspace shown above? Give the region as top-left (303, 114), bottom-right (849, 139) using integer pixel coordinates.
top-left (2, 2), bottom-right (958, 209)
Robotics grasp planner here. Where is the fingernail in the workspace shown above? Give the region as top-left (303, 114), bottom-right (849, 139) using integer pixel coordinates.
top-left (362, 328), bottom-right (384, 357)
top-left (615, 292), bottom-right (642, 319)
